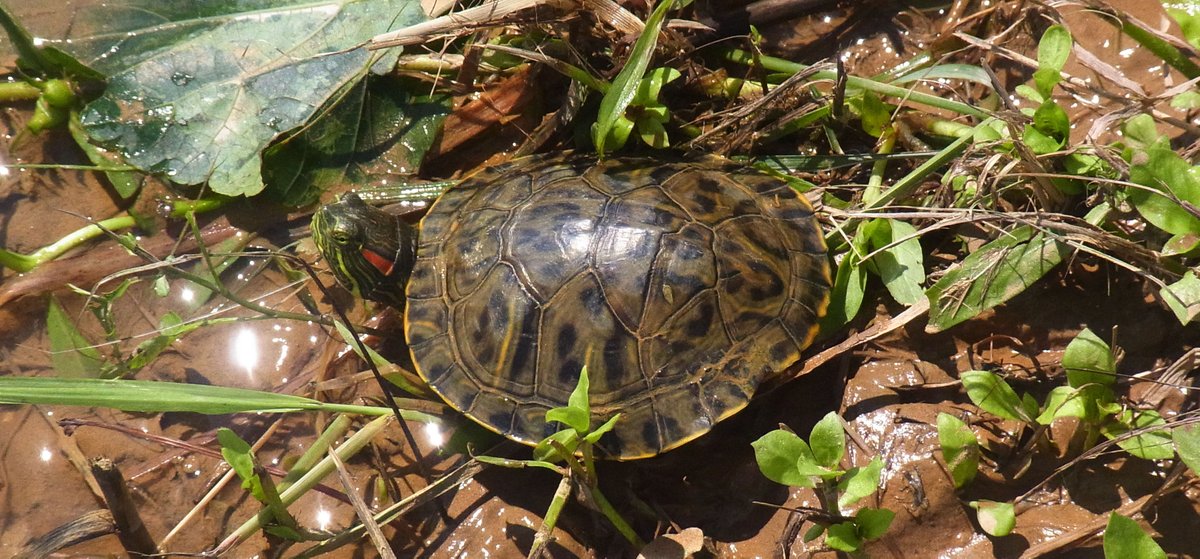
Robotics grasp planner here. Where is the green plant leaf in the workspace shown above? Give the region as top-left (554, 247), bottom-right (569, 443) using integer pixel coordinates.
top-left (837, 457), bottom-right (883, 508)
top-left (1025, 101), bottom-right (1069, 153)
top-left (582, 413), bottom-right (621, 445)
top-left (752, 429), bottom-right (815, 487)
top-left (1103, 513), bottom-right (1166, 559)
top-left (1162, 271), bottom-right (1200, 325)
top-left (1036, 385), bottom-right (1089, 424)
top-left (263, 77), bottom-right (448, 206)
top-left (820, 235), bottom-right (869, 331)
top-left (859, 90), bottom-right (889, 138)
top-left (1102, 410), bottom-right (1175, 460)
top-left (960, 371), bottom-right (1032, 423)
top-left (855, 507), bottom-right (895, 540)
top-left (0, 376), bottom-right (401, 417)
top-left (825, 522), bottom-right (862, 552)
top-left (809, 412), bottom-right (845, 469)
top-left (217, 428), bottom-right (259, 495)
top-left (1127, 147), bottom-right (1200, 236)
top-left (1033, 25), bottom-right (1072, 97)
top-left (1063, 327), bottom-right (1116, 388)
top-left (926, 226), bottom-right (1068, 332)
top-left (592, 0), bottom-right (675, 155)
top-left (802, 524), bottom-right (825, 542)
top-left (1173, 424), bottom-right (1200, 475)
top-left (1162, 232), bottom-right (1200, 256)
top-left (66, 0), bottom-right (426, 197)
top-left (46, 296), bottom-right (104, 377)
top-left (533, 429), bottom-right (580, 463)
top-left (636, 115), bottom-right (670, 148)
top-left (971, 500), bottom-right (1015, 537)
top-left (546, 366), bottom-right (590, 433)
top-left (1122, 114), bottom-right (1164, 150)
top-left (864, 218), bottom-right (925, 305)
top-left (1168, 3), bottom-right (1200, 49)
top-left (634, 67), bottom-right (681, 104)
top-left (936, 412), bottom-right (979, 489)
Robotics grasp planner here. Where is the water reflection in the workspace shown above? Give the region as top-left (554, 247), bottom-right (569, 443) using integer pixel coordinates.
top-left (230, 327), bottom-right (260, 379)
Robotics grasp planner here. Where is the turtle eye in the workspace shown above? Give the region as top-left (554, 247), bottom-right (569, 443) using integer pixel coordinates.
top-left (330, 224), bottom-right (357, 246)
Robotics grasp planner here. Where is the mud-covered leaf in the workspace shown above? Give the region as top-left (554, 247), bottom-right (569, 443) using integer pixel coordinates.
top-left (1063, 327), bottom-right (1116, 388)
top-left (63, 0), bottom-right (426, 197)
top-left (960, 370), bottom-right (1032, 423)
top-left (636, 527), bottom-right (704, 559)
top-left (926, 226), bottom-right (1068, 332)
top-left (837, 457), bottom-right (883, 508)
top-left (809, 411), bottom-right (845, 469)
top-left (971, 500), bottom-right (1015, 536)
top-left (1162, 271), bottom-right (1200, 325)
top-left (1127, 147), bottom-right (1200, 236)
top-left (1104, 513), bottom-right (1166, 559)
top-left (752, 429), bottom-right (815, 487)
top-left (46, 296), bottom-right (104, 377)
top-left (936, 412), bottom-right (979, 488)
top-left (1102, 410), bottom-right (1175, 460)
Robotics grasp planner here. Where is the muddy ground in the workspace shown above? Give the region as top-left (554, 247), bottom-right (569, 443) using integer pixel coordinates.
top-left (2, 0), bottom-right (1199, 558)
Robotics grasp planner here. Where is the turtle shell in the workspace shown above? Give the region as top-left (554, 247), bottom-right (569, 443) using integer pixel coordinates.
top-left (404, 154), bottom-right (830, 459)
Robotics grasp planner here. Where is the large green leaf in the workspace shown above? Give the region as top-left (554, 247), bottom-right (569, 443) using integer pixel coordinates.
top-left (926, 226), bottom-right (1068, 332)
top-left (263, 77), bottom-right (449, 207)
top-left (58, 0), bottom-right (425, 197)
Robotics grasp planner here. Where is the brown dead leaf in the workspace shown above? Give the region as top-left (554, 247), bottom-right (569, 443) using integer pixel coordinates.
top-left (636, 527), bottom-right (705, 559)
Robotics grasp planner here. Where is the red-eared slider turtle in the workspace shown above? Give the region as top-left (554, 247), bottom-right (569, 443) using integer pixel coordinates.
top-left (312, 153), bottom-right (831, 459)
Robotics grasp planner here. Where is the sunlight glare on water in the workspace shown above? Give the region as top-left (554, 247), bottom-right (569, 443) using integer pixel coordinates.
top-left (231, 327), bottom-right (260, 378)
top-left (424, 421), bottom-right (445, 448)
top-left (315, 507), bottom-right (333, 531)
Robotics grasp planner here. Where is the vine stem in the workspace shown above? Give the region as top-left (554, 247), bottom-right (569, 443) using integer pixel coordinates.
top-left (0, 81), bottom-right (40, 102)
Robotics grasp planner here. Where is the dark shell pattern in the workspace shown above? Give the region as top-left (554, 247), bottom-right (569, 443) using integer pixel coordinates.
top-left (405, 154), bottom-right (831, 459)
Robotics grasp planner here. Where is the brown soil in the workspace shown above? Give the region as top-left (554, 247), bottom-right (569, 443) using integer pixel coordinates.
top-left (1, 1), bottom-right (1198, 558)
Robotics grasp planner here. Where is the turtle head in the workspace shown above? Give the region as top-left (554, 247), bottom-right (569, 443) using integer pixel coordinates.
top-left (312, 192), bottom-right (416, 308)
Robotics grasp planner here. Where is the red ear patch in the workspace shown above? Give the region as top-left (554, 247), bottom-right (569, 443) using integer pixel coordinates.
top-left (361, 248), bottom-right (396, 276)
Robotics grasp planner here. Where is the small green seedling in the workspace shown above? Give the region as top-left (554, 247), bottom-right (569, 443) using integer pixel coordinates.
top-left (963, 328), bottom-right (1173, 462)
top-left (477, 367), bottom-right (640, 550)
top-left (936, 412), bottom-right (980, 489)
top-left (217, 428), bottom-right (317, 542)
top-left (969, 500), bottom-right (1015, 537)
top-left (592, 0), bottom-right (677, 154)
top-left (752, 412), bottom-right (894, 552)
